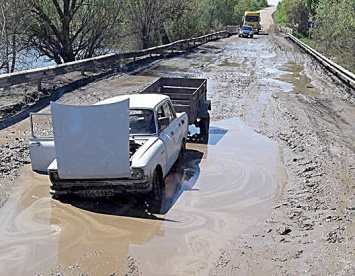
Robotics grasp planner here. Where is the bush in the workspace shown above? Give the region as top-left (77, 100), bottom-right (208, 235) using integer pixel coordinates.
top-left (292, 30), bottom-right (303, 39)
top-left (300, 38), bottom-right (316, 48)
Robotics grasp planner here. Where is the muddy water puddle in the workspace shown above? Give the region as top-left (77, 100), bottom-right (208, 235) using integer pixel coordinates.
top-left (0, 118), bottom-right (285, 276)
top-left (275, 62), bottom-right (320, 96)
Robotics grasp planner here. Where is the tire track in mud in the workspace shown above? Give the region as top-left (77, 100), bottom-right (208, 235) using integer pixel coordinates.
top-left (205, 8), bottom-right (355, 276)
top-left (254, 89), bottom-right (355, 275)
top-left (213, 36), bottom-right (355, 274)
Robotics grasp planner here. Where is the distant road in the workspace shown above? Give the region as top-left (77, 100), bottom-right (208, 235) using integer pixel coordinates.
top-left (260, 6), bottom-right (277, 32)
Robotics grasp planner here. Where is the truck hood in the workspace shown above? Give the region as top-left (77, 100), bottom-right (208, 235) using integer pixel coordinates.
top-left (50, 100), bottom-right (131, 179)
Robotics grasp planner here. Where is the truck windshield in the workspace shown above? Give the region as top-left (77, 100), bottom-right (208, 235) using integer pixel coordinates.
top-left (245, 16), bottom-right (259, 22)
top-left (129, 109), bottom-right (157, 135)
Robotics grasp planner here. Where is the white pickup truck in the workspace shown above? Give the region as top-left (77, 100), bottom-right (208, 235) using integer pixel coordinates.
top-left (29, 77), bottom-right (210, 207)
top-left (30, 94), bottom-right (188, 202)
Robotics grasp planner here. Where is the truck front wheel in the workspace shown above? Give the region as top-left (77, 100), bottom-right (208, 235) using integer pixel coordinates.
top-left (176, 141), bottom-right (186, 167)
top-left (147, 169), bottom-right (164, 213)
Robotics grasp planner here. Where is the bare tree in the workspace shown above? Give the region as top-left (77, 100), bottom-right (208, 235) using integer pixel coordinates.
top-left (123, 0), bottom-right (175, 49)
top-left (0, 0), bottom-right (28, 73)
top-left (25, 0), bottom-right (123, 64)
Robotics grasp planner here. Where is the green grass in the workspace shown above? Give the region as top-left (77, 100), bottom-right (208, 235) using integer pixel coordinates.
top-left (292, 30), bottom-right (316, 48)
top-left (300, 38), bottom-right (316, 48)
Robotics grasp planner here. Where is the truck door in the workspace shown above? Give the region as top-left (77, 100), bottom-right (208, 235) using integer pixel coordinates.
top-left (164, 101), bottom-right (184, 155)
top-left (28, 113), bottom-right (56, 173)
top-left (157, 102), bottom-right (180, 172)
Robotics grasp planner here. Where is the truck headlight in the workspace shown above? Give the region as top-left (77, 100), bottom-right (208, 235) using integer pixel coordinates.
top-left (131, 168), bottom-right (144, 180)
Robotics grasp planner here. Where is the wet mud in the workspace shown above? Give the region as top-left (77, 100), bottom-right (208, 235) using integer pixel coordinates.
top-left (0, 118), bottom-right (284, 276)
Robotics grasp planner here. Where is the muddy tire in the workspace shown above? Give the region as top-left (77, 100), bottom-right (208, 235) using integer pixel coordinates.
top-left (51, 191), bottom-right (74, 203)
top-left (199, 113), bottom-right (210, 143)
top-left (147, 169), bottom-right (164, 213)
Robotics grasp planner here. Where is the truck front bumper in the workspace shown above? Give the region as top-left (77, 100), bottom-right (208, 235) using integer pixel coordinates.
top-left (49, 170), bottom-right (152, 197)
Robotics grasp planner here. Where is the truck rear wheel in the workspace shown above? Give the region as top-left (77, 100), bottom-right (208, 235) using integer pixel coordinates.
top-left (199, 113), bottom-right (210, 143)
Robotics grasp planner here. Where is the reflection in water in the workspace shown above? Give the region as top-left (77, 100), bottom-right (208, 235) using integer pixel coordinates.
top-left (0, 170), bottom-right (57, 276)
top-left (0, 117), bottom-right (286, 276)
top-left (163, 149), bottom-right (203, 214)
top-left (49, 199), bottom-right (164, 276)
top-left (188, 125), bottom-right (228, 145)
top-left (208, 126), bottom-right (228, 145)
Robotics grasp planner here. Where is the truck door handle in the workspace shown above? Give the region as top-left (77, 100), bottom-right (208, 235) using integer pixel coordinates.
top-left (30, 142), bottom-right (41, 147)
top-left (170, 131), bottom-right (174, 136)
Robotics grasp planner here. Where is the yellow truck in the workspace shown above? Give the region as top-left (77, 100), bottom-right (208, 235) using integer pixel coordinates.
top-left (243, 11), bottom-right (261, 34)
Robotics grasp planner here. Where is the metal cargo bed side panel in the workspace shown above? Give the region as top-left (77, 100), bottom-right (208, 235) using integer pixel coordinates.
top-left (159, 77), bottom-right (207, 88)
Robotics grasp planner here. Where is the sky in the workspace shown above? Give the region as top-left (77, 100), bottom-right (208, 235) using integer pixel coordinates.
top-left (268, 0), bottom-right (281, 6)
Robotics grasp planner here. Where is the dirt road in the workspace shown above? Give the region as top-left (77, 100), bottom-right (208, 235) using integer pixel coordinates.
top-left (0, 6), bottom-right (354, 276)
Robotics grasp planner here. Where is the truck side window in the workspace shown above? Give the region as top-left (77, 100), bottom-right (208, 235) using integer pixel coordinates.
top-left (157, 101), bottom-right (176, 132)
top-left (157, 106), bottom-right (164, 118)
top-left (157, 106), bottom-right (168, 131)
top-left (163, 102), bottom-right (176, 122)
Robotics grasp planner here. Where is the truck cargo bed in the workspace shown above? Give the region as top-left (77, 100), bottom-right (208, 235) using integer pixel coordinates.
top-left (141, 77), bottom-right (210, 125)
top-left (142, 77), bottom-right (211, 143)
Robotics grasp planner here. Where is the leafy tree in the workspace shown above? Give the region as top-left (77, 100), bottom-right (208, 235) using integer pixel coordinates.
top-left (234, 0), bottom-right (251, 26)
top-left (200, 0), bottom-right (221, 31)
top-left (305, 0), bottom-right (319, 17)
top-left (25, 0), bottom-right (123, 64)
top-left (313, 0), bottom-right (355, 72)
top-left (213, 0), bottom-right (239, 26)
top-left (275, 0), bottom-right (308, 35)
top-left (286, 0), bottom-right (308, 35)
top-left (254, 0), bottom-right (268, 9)
top-left (275, 0), bottom-right (288, 25)
top-left (164, 0), bottom-right (205, 41)
top-left (201, 0), bottom-right (250, 31)
top-left (199, 0), bottom-right (269, 31)
top-left (233, 0), bottom-right (269, 27)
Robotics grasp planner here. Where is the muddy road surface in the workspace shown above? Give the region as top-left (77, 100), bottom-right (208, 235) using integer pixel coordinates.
top-left (0, 6), bottom-right (354, 276)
